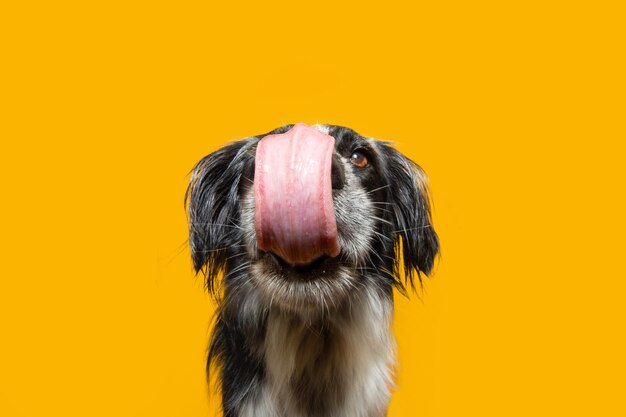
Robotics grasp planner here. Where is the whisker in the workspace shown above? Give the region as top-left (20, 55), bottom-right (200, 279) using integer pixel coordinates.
top-left (373, 230), bottom-right (393, 242)
top-left (164, 240), bottom-right (190, 266)
top-left (194, 223), bottom-right (244, 230)
top-left (225, 252), bottom-right (249, 262)
top-left (224, 262), bottom-right (252, 277)
top-left (393, 225), bottom-right (433, 233)
top-left (195, 244), bottom-right (247, 254)
top-left (366, 184), bottom-right (391, 194)
top-left (370, 215), bottom-right (394, 226)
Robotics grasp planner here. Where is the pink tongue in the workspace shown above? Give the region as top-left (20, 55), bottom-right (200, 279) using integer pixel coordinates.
top-left (254, 123), bottom-right (340, 266)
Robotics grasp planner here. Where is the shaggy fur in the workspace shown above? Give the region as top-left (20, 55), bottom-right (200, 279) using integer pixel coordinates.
top-left (186, 124), bottom-right (439, 417)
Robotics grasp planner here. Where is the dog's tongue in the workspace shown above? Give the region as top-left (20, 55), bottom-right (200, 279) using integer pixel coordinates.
top-left (254, 123), bottom-right (340, 266)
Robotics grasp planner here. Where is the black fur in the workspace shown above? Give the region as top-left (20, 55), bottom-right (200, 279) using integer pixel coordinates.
top-left (185, 137), bottom-right (258, 292)
top-left (380, 144), bottom-right (439, 288)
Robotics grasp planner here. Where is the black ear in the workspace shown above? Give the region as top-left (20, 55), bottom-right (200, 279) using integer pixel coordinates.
top-left (185, 139), bottom-right (255, 292)
top-left (380, 145), bottom-right (439, 288)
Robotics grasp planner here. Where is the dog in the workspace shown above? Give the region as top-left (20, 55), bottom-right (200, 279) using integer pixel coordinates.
top-left (186, 123), bottom-right (439, 417)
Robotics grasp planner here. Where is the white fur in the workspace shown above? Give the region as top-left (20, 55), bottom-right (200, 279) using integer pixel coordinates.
top-left (239, 288), bottom-right (395, 417)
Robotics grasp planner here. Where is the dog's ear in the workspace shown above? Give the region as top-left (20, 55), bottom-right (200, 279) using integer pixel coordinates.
top-left (380, 145), bottom-right (439, 289)
top-left (185, 139), bottom-right (254, 292)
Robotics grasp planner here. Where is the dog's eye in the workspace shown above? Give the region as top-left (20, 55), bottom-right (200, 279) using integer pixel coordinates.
top-left (350, 150), bottom-right (369, 168)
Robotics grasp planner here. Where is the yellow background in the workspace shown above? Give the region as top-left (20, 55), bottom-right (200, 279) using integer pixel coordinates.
top-left (1, 1), bottom-right (624, 416)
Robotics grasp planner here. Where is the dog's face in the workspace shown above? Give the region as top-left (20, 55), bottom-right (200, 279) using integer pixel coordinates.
top-left (186, 124), bottom-right (438, 315)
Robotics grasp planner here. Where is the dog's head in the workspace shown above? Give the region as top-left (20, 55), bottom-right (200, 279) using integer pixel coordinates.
top-left (186, 124), bottom-right (439, 314)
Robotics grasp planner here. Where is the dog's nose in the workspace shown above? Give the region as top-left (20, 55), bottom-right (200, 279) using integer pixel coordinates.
top-left (331, 154), bottom-right (345, 190)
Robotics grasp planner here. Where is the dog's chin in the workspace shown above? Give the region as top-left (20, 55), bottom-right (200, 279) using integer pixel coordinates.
top-left (251, 252), bottom-right (358, 316)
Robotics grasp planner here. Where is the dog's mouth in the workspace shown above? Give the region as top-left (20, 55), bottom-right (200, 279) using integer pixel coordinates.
top-left (262, 252), bottom-right (341, 281)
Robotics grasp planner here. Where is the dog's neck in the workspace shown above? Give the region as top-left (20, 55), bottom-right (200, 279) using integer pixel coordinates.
top-left (239, 289), bottom-right (395, 417)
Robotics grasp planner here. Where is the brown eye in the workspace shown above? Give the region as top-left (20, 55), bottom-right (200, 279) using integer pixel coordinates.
top-left (350, 151), bottom-right (369, 168)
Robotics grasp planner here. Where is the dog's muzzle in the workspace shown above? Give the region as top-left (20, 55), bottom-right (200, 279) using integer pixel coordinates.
top-left (254, 123), bottom-right (341, 266)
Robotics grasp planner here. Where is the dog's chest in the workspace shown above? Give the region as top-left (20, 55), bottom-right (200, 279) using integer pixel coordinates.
top-left (242, 297), bottom-right (395, 417)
